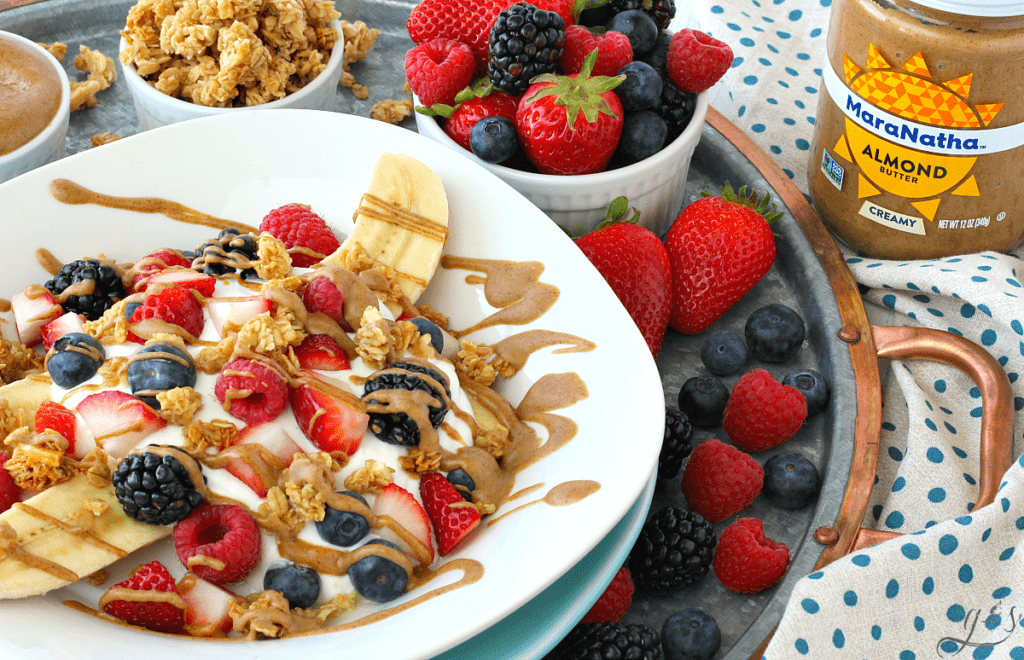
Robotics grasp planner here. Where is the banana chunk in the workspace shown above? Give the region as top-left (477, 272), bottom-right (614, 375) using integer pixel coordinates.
top-left (325, 152), bottom-right (449, 303)
top-left (0, 474), bottom-right (169, 599)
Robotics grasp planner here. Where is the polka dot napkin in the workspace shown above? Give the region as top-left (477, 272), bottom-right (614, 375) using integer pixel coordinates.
top-left (688, 2), bottom-right (1024, 657)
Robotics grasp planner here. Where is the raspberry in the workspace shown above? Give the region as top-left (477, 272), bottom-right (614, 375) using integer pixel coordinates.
top-left (561, 25), bottom-right (633, 77)
top-left (580, 567), bottom-right (634, 624)
top-left (302, 275), bottom-right (346, 326)
top-left (680, 438), bottom-right (763, 522)
top-left (214, 358), bottom-right (289, 425)
top-left (173, 504), bottom-right (261, 584)
top-left (34, 400), bottom-right (77, 448)
top-left (0, 452), bottom-right (22, 514)
top-left (259, 205), bottom-right (340, 268)
top-left (128, 285), bottom-right (205, 343)
top-left (666, 28), bottom-right (734, 93)
top-left (722, 369), bottom-right (807, 453)
top-left (712, 517), bottom-right (789, 593)
top-left (102, 561), bottom-right (185, 633)
top-left (405, 38), bottom-right (477, 108)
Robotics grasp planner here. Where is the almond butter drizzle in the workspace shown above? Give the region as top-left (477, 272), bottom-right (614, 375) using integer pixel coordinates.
top-left (487, 480), bottom-right (601, 528)
top-left (49, 179), bottom-right (257, 234)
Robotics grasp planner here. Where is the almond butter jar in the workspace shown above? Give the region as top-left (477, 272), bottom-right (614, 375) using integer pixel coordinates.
top-left (807, 0), bottom-right (1024, 260)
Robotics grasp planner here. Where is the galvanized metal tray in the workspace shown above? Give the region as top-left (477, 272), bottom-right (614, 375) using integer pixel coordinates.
top-left (0, 1), bottom-right (861, 658)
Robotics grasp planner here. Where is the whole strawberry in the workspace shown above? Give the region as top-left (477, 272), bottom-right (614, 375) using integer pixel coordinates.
top-left (722, 369), bottom-right (807, 452)
top-left (441, 81), bottom-right (521, 151)
top-left (561, 25), bottom-right (633, 77)
top-left (516, 49), bottom-right (625, 175)
top-left (665, 184), bottom-right (780, 335)
top-left (405, 38), bottom-right (477, 108)
top-left (712, 517), bottom-right (790, 593)
top-left (666, 28), bottom-right (734, 93)
top-left (680, 438), bottom-right (763, 522)
top-left (575, 199), bottom-right (672, 356)
top-left (102, 560), bottom-right (185, 633)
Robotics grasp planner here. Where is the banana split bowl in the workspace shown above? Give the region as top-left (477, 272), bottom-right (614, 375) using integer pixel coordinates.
top-left (0, 110), bottom-right (663, 659)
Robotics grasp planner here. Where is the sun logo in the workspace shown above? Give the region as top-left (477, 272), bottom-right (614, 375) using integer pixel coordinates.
top-left (830, 44), bottom-right (1004, 221)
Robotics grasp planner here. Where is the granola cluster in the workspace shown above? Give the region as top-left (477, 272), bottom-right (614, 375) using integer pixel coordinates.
top-left (119, 0), bottom-right (341, 107)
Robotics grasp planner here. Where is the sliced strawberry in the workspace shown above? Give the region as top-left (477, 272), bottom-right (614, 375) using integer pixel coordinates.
top-left (11, 286), bottom-right (63, 347)
top-left (103, 561), bottom-right (185, 633)
top-left (205, 296), bottom-right (271, 336)
top-left (40, 311), bottom-right (86, 351)
top-left (223, 422), bottom-right (304, 497)
top-left (419, 471), bottom-right (481, 557)
top-left (289, 373), bottom-right (368, 456)
top-left (294, 334), bottom-right (351, 371)
top-left (34, 401), bottom-right (77, 452)
top-left (131, 248), bottom-right (193, 292)
top-left (373, 482), bottom-right (434, 564)
top-left (178, 572), bottom-right (237, 637)
top-left (75, 390), bottom-right (167, 458)
top-left (140, 268), bottom-right (217, 297)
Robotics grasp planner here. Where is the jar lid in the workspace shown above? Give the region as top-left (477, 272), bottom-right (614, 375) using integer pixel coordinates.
top-left (909, 0), bottom-right (1024, 16)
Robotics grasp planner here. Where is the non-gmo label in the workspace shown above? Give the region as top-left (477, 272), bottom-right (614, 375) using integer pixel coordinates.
top-left (858, 201), bottom-right (926, 235)
top-left (821, 150), bottom-right (844, 190)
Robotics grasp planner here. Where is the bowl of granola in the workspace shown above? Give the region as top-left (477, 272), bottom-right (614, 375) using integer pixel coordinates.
top-left (0, 31), bottom-right (70, 184)
top-left (117, 0), bottom-right (345, 130)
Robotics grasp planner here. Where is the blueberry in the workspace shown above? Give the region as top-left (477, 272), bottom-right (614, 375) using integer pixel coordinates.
top-left (315, 491), bottom-right (370, 547)
top-left (616, 60), bottom-right (663, 113)
top-left (264, 562), bottom-right (321, 608)
top-left (744, 303), bottom-right (806, 363)
top-left (409, 317), bottom-right (444, 355)
top-left (699, 330), bottom-right (748, 376)
top-left (447, 468), bottom-right (475, 501)
top-left (762, 451), bottom-right (821, 509)
top-left (348, 539), bottom-right (409, 602)
top-left (123, 301), bottom-right (142, 320)
top-left (662, 607), bottom-right (722, 660)
top-left (782, 368), bottom-right (830, 416)
top-left (677, 376), bottom-right (730, 427)
top-left (470, 116), bottom-right (519, 164)
top-left (47, 332), bottom-right (105, 389)
top-left (638, 31), bottom-right (672, 71)
top-left (614, 111), bottom-right (667, 166)
top-left (127, 342), bottom-right (197, 409)
top-left (606, 9), bottom-right (659, 55)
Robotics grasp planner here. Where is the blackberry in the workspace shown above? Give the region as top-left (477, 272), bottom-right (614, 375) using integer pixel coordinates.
top-left (488, 2), bottom-right (566, 95)
top-left (363, 361), bottom-right (451, 447)
top-left (188, 228), bottom-right (259, 278)
top-left (658, 408), bottom-right (693, 480)
top-left (548, 622), bottom-right (663, 660)
top-left (112, 447), bottom-right (205, 525)
top-left (656, 77), bottom-right (697, 143)
top-left (44, 258), bottom-right (126, 321)
top-left (628, 506), bottom-right (716, 594)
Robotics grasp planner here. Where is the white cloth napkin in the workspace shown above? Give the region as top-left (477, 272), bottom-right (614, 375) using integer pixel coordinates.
top-left (688, 1), bottom-right (1024, 657)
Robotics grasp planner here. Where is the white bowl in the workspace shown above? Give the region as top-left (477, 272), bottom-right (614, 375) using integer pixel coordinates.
top-left (415, 89), bottom-right (708, 237)
top-left (0, 31), bottom-right (70, 184)
top-left (119, 21), bottom-right (345, 130)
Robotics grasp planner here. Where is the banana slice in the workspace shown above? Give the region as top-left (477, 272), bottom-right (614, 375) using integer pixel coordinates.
top-left (0, 474), bottom-right (169, 599)
top-left (324, 152), bottom-right (449, 303)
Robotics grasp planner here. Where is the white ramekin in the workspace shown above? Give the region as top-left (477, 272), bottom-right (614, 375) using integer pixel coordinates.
top-left (119, 21), bottom-right (345, 131)
top-left (415, 88), bottom-right (708, 237)
top-left (0, 31), bottom-right (71, 185)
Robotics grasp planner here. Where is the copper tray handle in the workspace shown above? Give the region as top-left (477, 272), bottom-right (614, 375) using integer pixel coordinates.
top-left (813, 324), bottom-right (1015, 559)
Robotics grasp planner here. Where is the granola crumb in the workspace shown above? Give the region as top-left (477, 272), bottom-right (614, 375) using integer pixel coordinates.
top-left (342, 459), bottom-right (394, 495)
top-left (0, 338), bottom-right (45, 384)
top-left (183, 418), bottom-right (238, 454)
top-left (69, 46), bottom-right (117, 111)
top-left (415, 304), bottom-right (448, 330)
top-left (370, 99), bottom-right (414, 124)
top-left (453, 340), bottom-right (498, 386)
top-left (399, 446), bottom-right (441, 476)
top-left (83, 299), bottom-right (130, 345)
top-left (157, 387), bottom-right (203, 426)
top-left (3, 428), bottom-right (74, 491)
top-left (354, 307), bottom-right (391, 370)
top-left (38, 42), bottom-right (67, 62)
top-left (91, 132), bottom-right (122, 147)
top-left (255, 232), bottom-right (293, 281)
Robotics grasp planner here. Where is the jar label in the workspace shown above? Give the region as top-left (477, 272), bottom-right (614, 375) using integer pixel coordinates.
top-left (821, 44), bottom-right (1024, 222)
